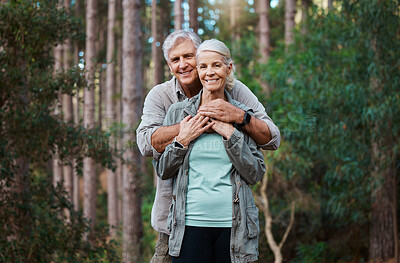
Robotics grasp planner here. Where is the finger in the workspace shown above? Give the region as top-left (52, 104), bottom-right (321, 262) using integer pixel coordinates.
top-left (201, 121), bottom-right (214, 132)
top-left (181, 115), bottom-right (191, 123)
top-left (193, 114), bottom-right (206, 124)
top-left (197, 111), bottom-right (217, 118)
top-left (199, 116), bottom-right (210, 126)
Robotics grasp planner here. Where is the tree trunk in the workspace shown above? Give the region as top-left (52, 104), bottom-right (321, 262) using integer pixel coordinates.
top-left (63, 0), bottom-right (74, 208)
top-left (328, 0), bottom-right (333, 10)
top-left (174, 0), bottom-right (182, 30)
top-left (230, 0), bottom-right (239, 43)
top-left (116, 23), bottom-right (123, 224)
top-left (53, 42), bottom-right (63, 188)
top-left (260, 175), bottom-right (295, 263)
top-left (188, 0), bottom-right (198, 33)
top-left (151, 0), bottom-right (163, 87)
top-left (284, 0), bottom-right (296, 46)
top-left (106, 0), bottom-right (118, 238)
top-left (258, 0), bottom-right (271, 96)
top-left (370, 133), bottom-right (395, 262)
top-left (122, 0), bottom-right (143, 261)
top-left (300, 0), bottom-right (311, 36)
top-left (84, 0), bottom-right (98, 241)
top-left (73, 0), bottom-right (81, 212)
top-left (368, 36), bottom-right (397, 263)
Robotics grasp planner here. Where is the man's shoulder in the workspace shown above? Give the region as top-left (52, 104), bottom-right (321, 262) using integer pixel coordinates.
top-left (147, 78), bottom-right (176, 97)
top-left (232, 79), bottom-right (247, 90)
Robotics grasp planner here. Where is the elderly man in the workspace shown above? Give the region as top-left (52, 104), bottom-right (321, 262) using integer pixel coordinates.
top-left (136, 30), bottom-right (280, 262)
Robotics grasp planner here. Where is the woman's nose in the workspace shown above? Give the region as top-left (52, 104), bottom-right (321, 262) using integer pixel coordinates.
top-left (206, 67), bottom-right (214, 75)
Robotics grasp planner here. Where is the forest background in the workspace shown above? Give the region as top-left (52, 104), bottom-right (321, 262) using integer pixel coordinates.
top-left (0, 0), bottom-right (399, 262)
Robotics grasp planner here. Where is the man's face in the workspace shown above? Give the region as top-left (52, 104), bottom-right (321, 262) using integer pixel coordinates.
top-left (167, 39), bottom-right (199, 88)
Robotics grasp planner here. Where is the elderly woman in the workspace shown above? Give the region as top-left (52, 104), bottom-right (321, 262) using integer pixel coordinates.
top-left (154, 39), bottom-right (265, 263)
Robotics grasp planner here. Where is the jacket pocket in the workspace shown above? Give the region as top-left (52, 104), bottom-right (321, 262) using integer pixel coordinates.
top-left (246, 206), bottom-right (260, 239)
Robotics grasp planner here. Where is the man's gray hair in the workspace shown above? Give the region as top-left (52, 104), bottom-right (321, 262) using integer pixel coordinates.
top-left (196, 39), bottom-right (236, 91)
top-left (162, 30), bottom-right (202, 62)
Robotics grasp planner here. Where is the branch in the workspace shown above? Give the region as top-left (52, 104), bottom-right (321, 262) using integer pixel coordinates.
top-left (279, 201), bottom-right (295, 249)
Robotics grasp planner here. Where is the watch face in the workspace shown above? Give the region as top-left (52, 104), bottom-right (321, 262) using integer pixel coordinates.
top-left (245, 111), bottom-right (251, 124)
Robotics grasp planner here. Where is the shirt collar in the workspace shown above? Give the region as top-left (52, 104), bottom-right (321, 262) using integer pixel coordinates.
top-left (173, 77), bottom-right (187, 100)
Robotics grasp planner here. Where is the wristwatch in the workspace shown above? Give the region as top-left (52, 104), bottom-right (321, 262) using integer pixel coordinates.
top-left (173, 136), bottom-right (187, 149)
top-left (235, 109), bottom-right (252, 128)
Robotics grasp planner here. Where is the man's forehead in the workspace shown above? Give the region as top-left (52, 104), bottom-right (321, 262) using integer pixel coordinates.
top-left (168, 39), bottom-right (197, 57)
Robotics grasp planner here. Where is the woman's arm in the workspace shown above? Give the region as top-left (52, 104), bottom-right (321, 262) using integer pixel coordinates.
top-left (154, 108), bottom-right (213, 180)
top-left (223, 129), bottom-right (266, 185)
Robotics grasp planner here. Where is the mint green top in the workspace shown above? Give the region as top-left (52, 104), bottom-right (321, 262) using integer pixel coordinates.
top-left (185, 133), bottom-right (233, 228)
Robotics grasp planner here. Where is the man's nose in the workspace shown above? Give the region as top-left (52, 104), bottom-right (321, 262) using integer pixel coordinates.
top-left (179, 58), bottom-right (187, 68)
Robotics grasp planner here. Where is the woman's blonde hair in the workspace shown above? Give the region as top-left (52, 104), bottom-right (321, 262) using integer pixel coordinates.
top-left (196, 39), bottom-right (236, 91)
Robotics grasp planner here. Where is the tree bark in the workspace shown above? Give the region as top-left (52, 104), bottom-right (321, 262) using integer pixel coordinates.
top-left (230, 0), bottom-right (239, 44)
top-left (151, 0), bottom-right (163, 87)
top-left (300, 0), bottom-right (311, 36)
top-left (284, 0), bottom-right (296, 46)
top-left (260, 175), bottom-right (295, 263)
top-left (174, 0), bottom-right (182, 30)
top-left (84, 0), bottom-right (98, 241)
top-left (368, 36), bottom-right (396, 263)
top-left (53, 41), bottom-right (63, 188)
top-left (63, 0), bottom-right (74, 209)
top-left (370, 134), bottom-right (395, 262)
top-left (116, 20), bottom-right (123, 224)
top-left (328, 0), bottom-right (333, 10)
top-left (72, 0), bottom-right (81, 212)
top-left (122, 0), bottom-right (143, 261)
top-left (258, 0), bottom-right (271, 96)
top-left (106, 0), bottom-right (118, 238)
top-left (188, 0), bottom-right (198, 33)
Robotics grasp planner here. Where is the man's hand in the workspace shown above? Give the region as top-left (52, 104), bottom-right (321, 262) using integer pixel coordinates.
top-left (197, 99), bottom-right (244, 124)
top-left (176, 115), bottom-right (214, 147)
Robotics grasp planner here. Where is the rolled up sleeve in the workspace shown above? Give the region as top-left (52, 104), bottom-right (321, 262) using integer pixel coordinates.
top-left (231, 80), bottom-right (281, 150)
top-left (136, 87), bottom-right (168, 158)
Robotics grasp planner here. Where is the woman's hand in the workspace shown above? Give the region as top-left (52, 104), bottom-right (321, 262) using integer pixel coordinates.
top-left (176, 114), bottom-right (214, 147)
top-left (210, 119), bottom-right (234, 140)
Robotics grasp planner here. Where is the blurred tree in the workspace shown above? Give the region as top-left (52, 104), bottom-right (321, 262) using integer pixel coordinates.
top-left (63, 0), bottom-right (74, 211)
top-left (106, 0), bottom-right (118, 237)
top-left (174, 0), bottom-right (182, 30)
top-left (84, 0), bottom-right (98, 242)
top-left (284, 0), bottom-right (295, 46)
top-left (53, 0), bottom-right (64, 188)
top-left (189, 0), bottom-right (199, 33)
top-left (264, 0), bottom-right (400, 261)
top-left (0, 0), bottom-right (118, 261)
top-left (258, 0), bottom-right (271, 96)
top-left (122, 0), bottom-right (143, 261)
top-left (152, 0), bottom-right (164, 87)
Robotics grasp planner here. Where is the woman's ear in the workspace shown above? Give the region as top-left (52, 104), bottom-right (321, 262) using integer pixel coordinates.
top-left (227, 63), bottom-right (233, 75)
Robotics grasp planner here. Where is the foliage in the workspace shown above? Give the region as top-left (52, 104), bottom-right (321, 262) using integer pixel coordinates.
top-left (0, 0), bottom-right (118, 260)
top-left (0, 176), bottom-right (120, 263)
top-left (262, 0), bottom-right (400, 261)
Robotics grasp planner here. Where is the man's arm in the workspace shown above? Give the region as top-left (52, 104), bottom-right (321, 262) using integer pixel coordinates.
top-left (150, 124), bottom-right (180, 154)
top-left (197, 99), bottom-right (271, 145)
top-left (136, 84), bottom-right (177, 159)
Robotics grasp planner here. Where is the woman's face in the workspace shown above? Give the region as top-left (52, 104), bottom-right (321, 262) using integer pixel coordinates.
top-left (197, 51), bottom-right (232, 93)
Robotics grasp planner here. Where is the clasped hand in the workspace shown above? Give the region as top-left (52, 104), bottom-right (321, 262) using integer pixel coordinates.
top-left (176, 113), bottom-right (234, 147)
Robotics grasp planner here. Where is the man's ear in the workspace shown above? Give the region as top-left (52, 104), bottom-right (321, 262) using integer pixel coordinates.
top-left (167, 63), bottom-right (173, 72)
